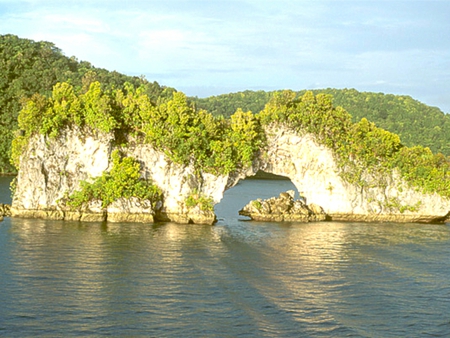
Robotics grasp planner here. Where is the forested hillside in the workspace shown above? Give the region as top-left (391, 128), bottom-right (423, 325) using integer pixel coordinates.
top-left (193, 89), bottom-right (450, 156)
top-left (0, 34), bottom-right (174, 173)
top-left (2, 34), bottom-right (450, 175)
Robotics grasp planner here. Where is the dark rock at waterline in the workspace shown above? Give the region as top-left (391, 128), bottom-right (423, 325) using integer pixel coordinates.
top-left (0, 203), bottom-right (11, 217)
top-left (239, 190), bottom-right (327, 222)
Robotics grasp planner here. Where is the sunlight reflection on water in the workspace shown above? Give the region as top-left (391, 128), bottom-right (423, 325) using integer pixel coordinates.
top-left (1, 178), bottom-right (449, 337)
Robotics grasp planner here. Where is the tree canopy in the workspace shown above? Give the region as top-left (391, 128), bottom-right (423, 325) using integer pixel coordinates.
top-left (193, 88), bottom-right (450, 156)
top-left (0, 34), bottom-right (172, 173)
top-left (14, 83), bottom-right (450, 200)
top-left (13, 81), bottom-right (265, 176)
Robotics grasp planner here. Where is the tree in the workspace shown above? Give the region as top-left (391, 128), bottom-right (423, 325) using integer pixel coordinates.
top-left (0, 34), bottom-right (171, 173)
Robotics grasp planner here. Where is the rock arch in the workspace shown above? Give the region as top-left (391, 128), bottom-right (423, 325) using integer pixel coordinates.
top-left (11, 126), bottom-right (450, 224)
top-left (214, 170), bottom-right (299, 221)
top-left (206, 126), bottom-right (449, 224)
top-left (218, 127), bottom-right (348, 212)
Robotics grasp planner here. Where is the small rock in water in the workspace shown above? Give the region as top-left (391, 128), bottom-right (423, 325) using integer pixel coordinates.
top-left (239, 191), bottom-right (327, 222)
top-left (0, 203), bottom-right (11, 217)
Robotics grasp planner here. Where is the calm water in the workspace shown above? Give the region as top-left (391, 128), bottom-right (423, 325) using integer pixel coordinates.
top-left (0, 176), bottom-right (449, 337)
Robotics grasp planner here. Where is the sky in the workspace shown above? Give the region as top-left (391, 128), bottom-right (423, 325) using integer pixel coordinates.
top-left (1, 0), bottom-right (450, 113)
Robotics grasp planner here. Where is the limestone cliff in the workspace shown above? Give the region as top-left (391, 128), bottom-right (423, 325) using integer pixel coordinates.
top-left (250, 125), bottom-right (450, 223)
top-left (11, 128), bottom-right (225, 224)
top-left (11, 125), bottom-right (450, 224)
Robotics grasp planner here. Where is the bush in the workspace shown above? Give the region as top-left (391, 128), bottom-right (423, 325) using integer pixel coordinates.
top-left (185, 189), bottom-right (214, 212)
top-left (67, 150), bottom-right (162, 209)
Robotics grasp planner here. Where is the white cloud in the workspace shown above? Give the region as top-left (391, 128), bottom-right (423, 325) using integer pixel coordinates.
top-left (1, 0), bottom-right (450, 112)
top-left (40, 14), bottom-right (110, 33)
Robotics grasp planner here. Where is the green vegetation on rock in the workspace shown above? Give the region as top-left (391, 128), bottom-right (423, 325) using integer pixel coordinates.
top-left (13, 81), bottom-right (265, 176)
top-left (0, 34), bottom-right (171, 173)
top-left (185, 189), bottom-right (214, 212)
top-left (258, 90), bottom-right (450, 199)
top-left (305, 88), bottom-right (450, 156)
top-left (194, 88), bottom-right (450, 156)
top-left (66, 150), bottom-right (162, 209)
top-left (14, 80), bottom-right (450, 201)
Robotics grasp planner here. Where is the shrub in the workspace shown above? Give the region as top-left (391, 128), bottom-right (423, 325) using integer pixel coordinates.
top-left (185, 189), bottom-right (214, 212)
top-left (67, 150), bottom-right (162, 209)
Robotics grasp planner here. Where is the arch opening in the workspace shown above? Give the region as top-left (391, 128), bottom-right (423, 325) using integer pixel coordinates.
top-left (214, 171), bottom-right (299, 223)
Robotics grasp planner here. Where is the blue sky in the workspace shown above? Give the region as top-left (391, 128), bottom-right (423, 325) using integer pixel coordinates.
top-left (1, 0), bottom-right (450, 113)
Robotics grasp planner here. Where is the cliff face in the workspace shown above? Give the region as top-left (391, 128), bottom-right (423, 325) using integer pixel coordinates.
top-left (11, 128), bottom-right (112, 221)
top-left (253, 126), bottom-right (450, 223)
top-left (11, 128), bottom-right (229, 224)
top-left (11, 126), bottom-right (450, 224)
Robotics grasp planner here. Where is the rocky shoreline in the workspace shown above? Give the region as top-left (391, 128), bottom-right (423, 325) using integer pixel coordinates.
top-left (5, 200), bottom-right (450, 224)
top-left (238, 192), bottom-right (450, 224)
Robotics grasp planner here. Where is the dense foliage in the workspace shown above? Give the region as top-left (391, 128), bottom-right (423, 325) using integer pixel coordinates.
top-left (303, 88), bottom-right (450, 157)
top-left (258, 90), bottom-right (450, 199)
top-left (5, 35), bottom-right (449, 203)
top-left (193, 88), bottom-right (450, 156)
top-left (13, 81), bottom-right (265, 176)
top-left (66, 150), bottom-right (162, 209)
top-left (192, 90), bottom-right (273, 118)
top-left (0, 34), bottom-right (171, 173)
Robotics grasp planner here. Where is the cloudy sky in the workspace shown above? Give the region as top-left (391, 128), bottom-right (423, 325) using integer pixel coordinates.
top-left (1, 0), bottom-right (450, 112)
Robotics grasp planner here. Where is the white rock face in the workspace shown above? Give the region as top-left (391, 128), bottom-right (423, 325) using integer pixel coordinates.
top-left (12, 128), bottom-right (112, 211)
top-left (124, 141), bottom-right (229, 223)
top-left (11, 129), bottom-right (228, 224)
top-left (11, 126), bottom-right (450, 224)
top-left (252, 126), bottom-right (450, 222)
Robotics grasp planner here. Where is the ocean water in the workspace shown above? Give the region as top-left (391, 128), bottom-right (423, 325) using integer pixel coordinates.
top-left (0, 176), bottom-right (449, 337)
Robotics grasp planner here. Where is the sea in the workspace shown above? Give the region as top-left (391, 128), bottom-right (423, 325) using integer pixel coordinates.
top-left (0, 175), bottom-right (449, 337)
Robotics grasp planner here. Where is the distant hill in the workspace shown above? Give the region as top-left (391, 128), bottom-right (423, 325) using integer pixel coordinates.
top-left (0, 34), bottom-right (173, 173)
top-left (193, 89), bottom-right (450, 156)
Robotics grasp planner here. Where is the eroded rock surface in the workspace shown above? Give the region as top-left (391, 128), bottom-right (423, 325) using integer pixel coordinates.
top-left (239, 190), bottom-right (327, 222)
top-left (11, 125), bottom-right (450, 224)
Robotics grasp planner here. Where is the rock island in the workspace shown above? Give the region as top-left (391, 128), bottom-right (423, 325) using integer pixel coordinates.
top-left (10, 84), bottom-right (450, 224)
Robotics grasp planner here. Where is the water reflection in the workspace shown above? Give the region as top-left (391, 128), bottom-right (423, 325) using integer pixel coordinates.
top-left (2, 214), bottom-right (450, 337)
top-left (252, 221), bottom-right (450, 336)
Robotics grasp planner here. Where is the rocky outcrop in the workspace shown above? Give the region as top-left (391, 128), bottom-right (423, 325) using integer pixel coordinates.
top-left (10, 128), bottom-right (223, 225)
top-left (11, 125), bottom-right (450, 224)
top-left (0, 203), bottom-right (11, 215)
top-left (239, 190), bottom-right (327, 222)
top-left (247, 126), bottom-right (450, 223)
top-left (0, 203), bottom-right (11, 221)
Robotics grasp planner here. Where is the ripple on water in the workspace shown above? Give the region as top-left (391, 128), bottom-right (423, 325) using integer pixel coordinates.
top-left (1, 178), bottom-right (450, 337)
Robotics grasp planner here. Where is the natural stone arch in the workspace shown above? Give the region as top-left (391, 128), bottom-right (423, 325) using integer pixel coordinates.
top-left (211, 126), bottom-right (449, 223)
top-left (214, 171), bottom-right (299, 221)
top-left (219, 127), bottom-right (346, 213)
top-left (10, 126), bottom-right (450, 225)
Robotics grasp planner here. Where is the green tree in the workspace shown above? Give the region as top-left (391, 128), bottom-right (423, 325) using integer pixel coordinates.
top-left (229, 109), bottom-right (264, 167)
top-left (0, 34), bottom-right (171, 173)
